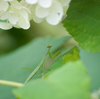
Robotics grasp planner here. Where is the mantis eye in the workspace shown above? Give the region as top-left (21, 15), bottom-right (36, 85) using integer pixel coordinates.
top-left (50, 45), bottom-right (52, 47)
top-left (47, 44), bottom-right (52, 48)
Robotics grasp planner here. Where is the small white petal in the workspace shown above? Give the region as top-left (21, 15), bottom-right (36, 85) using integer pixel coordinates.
top-left (0, 12), bottom-right (10, 20)
top-left (18, 17), bottom-right (30, 29)
top-left (0, 22), bottom-right (12, 30)
top-left (25, 0), bottom-right (38, 4)
top-left (33, 15), bottom-right (44, 23)
top-left (46, 12), bottom-right (60, 25)
top-left (51, 1), bottom-right (63, 19)
top-left (4, 0), bottom-right (13, 1)
top-left (13, 24), bottom-right (20, 28)
top-left (0, 0), bottom-right (8, 13)
top-left (10, 0), bottom-right (31, 14)
top-left (19, 10), bottom-right (29, 21)
top-left (38, 0), bottom-right (52, 8)
top-left (36, 5), bottom-right (49, 18)
top-left (46, 1), bottom-right (63, 25)
top-left (10, 1), bottom-right (24, 9)
top-left (9, 13), bottom-right (19, 25)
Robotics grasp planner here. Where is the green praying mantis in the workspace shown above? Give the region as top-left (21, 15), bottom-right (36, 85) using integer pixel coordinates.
top-left (24, 43), bottom-right (61, 84)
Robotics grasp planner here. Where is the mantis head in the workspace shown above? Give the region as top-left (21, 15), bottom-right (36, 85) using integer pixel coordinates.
top-left (47, 44), bottom-right (52, 48)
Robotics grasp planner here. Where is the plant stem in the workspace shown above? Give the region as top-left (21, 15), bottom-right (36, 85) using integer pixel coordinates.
top-left (0, 80), bottom-right (24, 87)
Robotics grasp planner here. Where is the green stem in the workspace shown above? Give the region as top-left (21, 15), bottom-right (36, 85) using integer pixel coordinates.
top-left (0, 80), bottom-right (24, 87)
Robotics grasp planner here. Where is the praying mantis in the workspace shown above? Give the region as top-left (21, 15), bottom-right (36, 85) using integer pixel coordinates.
top-left (24, 43), bottom-right (61, 84)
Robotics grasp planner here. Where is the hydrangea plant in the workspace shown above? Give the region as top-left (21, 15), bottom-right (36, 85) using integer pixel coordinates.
top-left (0, 0), bottom-right (100, 99)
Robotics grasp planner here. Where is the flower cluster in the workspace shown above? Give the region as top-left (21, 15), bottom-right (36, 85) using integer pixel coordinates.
top-left (0, 0), bottom-right (71, 30)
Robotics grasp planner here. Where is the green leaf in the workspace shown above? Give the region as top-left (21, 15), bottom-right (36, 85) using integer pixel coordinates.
top-left (62, 0), bottom-right (100, 52)
top-left (13, 60), bottom-right (90, 99)
top-left (0, 36), bottom-right (70, 99)
top-left (64, 46), bottom-right (80, 62)
top-left (80, 49), bottom-right (100, 91)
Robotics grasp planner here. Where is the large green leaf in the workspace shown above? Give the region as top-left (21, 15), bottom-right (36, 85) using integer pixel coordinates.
top-left (0, 36), bottom-right (70, 99)
top-left (13, 60), bottom-right (90, 99)
top-left (63, 0), bottom-right (100, 52)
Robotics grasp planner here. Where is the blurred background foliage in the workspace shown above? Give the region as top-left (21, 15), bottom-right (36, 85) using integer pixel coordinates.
top-left (0, 21), bottom-right (77, 55)
top-left (0, 20), bottom-right (100, 98)
top-left (0, 21), bottom-right (77, 99)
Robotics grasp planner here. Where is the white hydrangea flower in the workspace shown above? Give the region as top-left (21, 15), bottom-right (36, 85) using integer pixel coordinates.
top-left (16, 9), bottom-right (30, 29)
top-left (0, 0), bottom-right (30, 29)
top-left (0, 0), bottom-right (71, 29)
top-left (27, 0), bottom-right (71, 25)
top-left (35, 1), bottom-right (63, 25)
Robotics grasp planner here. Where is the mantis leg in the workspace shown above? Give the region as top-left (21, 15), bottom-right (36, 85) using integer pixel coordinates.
top-left (48, 51), bottom-right (61, 58)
